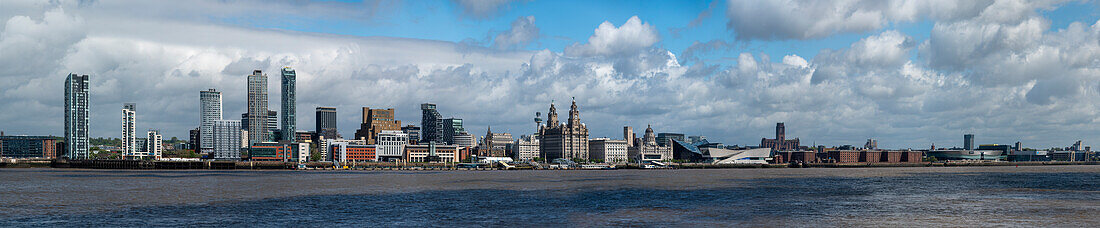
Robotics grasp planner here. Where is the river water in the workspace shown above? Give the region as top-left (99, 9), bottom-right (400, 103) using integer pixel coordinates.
top-left (1, 166), bottom-right (1098, 227)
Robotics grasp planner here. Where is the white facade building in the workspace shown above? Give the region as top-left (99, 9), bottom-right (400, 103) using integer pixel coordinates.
top-left (213, 120), bottom-right (242, 160)
top-left (376, 130), bottom-right (408, 161)
top-left (513, 134), bottom-right (540, 161)
top-left (589, 138), bottom-right (628, 164)
top-left (122, 103), bottom-right (137, 159)
top-left (146, 129), bottom-right (162, 160)
top-left (199, 89), bottom-right (222, 154)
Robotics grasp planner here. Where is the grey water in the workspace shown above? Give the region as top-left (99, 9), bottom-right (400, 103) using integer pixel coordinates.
top-left (1, 166), bottom-right (1098, 227)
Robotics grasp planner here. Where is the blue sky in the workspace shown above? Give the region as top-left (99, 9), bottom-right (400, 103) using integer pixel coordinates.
top-left (3, 0), bottom-right (1100, 149)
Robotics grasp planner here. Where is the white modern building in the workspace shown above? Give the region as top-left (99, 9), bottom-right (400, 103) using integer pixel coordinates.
top-left (708, 148), bottom-right (772, 164)
top-left (322, 138), bottom-right (366, 162)
top-left (199, 89), bottom-right (222, 154)
top-left (122, 103), bottom-right (137, 159)
top-left (146, 129), bottom-right (162, 160)
top-left (376, 130), bottom-right (408, 161)
top-left (513, 134), bottom-right (540, 161)
top-left (213, 120), bottom-right (242, 160)
top-left (589, 138), bottom-right (628, 164)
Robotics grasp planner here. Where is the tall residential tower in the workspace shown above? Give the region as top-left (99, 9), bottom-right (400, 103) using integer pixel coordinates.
top-left (122, 103), bottom-right (137, 158)
top-left (199, 89), bottom-right (222, 153)
top-left (64, 73), bottom-right (90, 159)
top-left (280, 67), bottom-right (296, 141)
top-left (247, 70), bottom-right (268, 146)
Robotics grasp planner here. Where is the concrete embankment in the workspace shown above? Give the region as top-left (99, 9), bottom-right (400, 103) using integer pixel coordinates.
top-left (2, 158), bottom-right (1098, 170)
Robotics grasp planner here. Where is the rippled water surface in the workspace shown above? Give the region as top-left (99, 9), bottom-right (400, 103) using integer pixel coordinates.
top-left (2, 166), bottom-right (1099, 227)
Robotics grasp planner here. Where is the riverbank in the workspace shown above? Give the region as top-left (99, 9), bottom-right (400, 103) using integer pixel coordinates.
top-left (2, 158), bottom-right (1098, 170)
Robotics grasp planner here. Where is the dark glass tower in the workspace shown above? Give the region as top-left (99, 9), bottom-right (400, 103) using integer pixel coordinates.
top-left (280, 67), bottom-right (296, 141)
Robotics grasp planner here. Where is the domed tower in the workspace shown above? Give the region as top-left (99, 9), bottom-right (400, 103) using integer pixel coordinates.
top-left (546, 101), bottom-right (558, 129)
top-left (644, 125), bottom-right (657, 146)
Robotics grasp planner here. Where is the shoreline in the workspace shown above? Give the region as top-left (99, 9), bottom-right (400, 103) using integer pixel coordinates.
top-left (2, 158), bottom-right (1097, 170)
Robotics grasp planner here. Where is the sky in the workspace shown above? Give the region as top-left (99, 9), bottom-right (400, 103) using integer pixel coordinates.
top-left (1, 0), bottom-right (1099, 149)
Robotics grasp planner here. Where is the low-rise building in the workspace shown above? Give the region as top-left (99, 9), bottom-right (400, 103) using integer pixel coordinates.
top-left (0, 136), bottom-right (58, 158)
top-left (251, 141), bottom-right (309, 162)
top-left (589, 138), bottom-right (628, 164)
top-left (405, 144), bottom-right (457, 163)
top-left (376, 130), bottom-right (408, 161)
top-left (330, 143), bottom-right (375, 163)
top-left (512, 134), bottom-right (539, 161)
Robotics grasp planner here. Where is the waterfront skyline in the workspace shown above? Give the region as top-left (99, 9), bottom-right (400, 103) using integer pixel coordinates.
top-left (3, 1), bottom-right (1100, 149)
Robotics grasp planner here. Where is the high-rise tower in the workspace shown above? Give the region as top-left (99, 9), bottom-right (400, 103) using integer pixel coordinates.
top-left (280, 67), bottom-right (296, 141)
top-left (247, 70), bottom-right (268, 146)
top-left (64, 73), bottom-right (90, 159)
top-left (420, 103), bottom-right (444, 144)
top-left (315, 107), bottom-right (337, 140)
top-left (122, 103), bottom-right (136, 158)
top-left (199, 89), bottom-right (222, 153)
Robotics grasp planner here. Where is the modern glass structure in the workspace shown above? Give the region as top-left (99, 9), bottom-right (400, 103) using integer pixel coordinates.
top-left (442, 118), bottom-right (464, 145)
top-left (247, 70), bottom-right (268, 147)
top-left (420, 103), bottom-right (443, 144)
top-left (964, 134), bottom-right (975, 150)
top-left (280, 67), bottom-right (296, 141)
top-left (0, 136), bottom-right (59, 158)
top-left (64, 73), bottom-right (90, 159)
top-left (199, 89), bottom-right (222, 153)
top-left (315, 107), bottom-right (337, 140)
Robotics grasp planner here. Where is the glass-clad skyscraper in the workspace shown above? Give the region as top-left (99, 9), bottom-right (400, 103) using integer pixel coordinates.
top-left (280, 67), bottom-right (296, 141)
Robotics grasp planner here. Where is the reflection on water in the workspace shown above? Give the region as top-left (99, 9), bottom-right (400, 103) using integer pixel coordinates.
top-left (1, 166), bottom-right (1098, 226)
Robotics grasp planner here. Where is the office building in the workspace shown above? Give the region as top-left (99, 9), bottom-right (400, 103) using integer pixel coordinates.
top-left (252, 141), bottom-right (310, 162)
top-left (267, 110), bottom-right (278, 140)
top-left (513, 134), bottom-right (539, 161)
top-left (0, 136), bottom-right (58, 158)
top-left (442, 118), bottom-right (464, 144)
top-left (761, 123), bottom-right (800, 152)
top-left (589, 138), bottom-right (628, 164)
top-left (420, 103), bottom-right (444, 144)
top-left (199, 89), bottom-right (222, 153)
top-left (483, 126), bottom-right (513, 150)
top-left (376, 130), bottom-right (408, 161)
top-left (655, 133), bottom-right (684, 147)
top-left (189, 128), bottom-right (200, 152)
top-left (213, 120), bottom-right (243, 161)
top-left (354, 107), bottom-right (401, 144)
top-left (315, 107), bottom-right (338, 140)
top-left (401, 125), bottom-right (420, 143)
top-left (280, 67), bottom-right (296, 141)
top-left (329, 143), bottom-right (374, 163)
top-left (629, 125), bottom-right (672, 162)
top-left (321, 138), bottom-right (366, 162)
top-left (453, 132), bottom-right (476, 148)
top-left (64, 73), bottom-right (90, 159)
top-left (146, 130), bottom-right (162, 160)
top-left (964, 134), bottom-right (975, 150)
top-left (295, 131), bottom-right (316, 144)
top-left (865, 138), bottom-right (878, 150)
top-left (247, 70), bottom-right (269, 146)
top-left (623, 126), bottom-right (635, 148)
top-left (405, 144), bottom-right (458, 163)
top-left (538, 98), bottom-right (589, 161)
top-left (122, 103), bottom-right (137, 158)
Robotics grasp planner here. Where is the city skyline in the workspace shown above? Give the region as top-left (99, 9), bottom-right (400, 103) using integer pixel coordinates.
top-left (3, 1), bottom-right (1100, 149)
